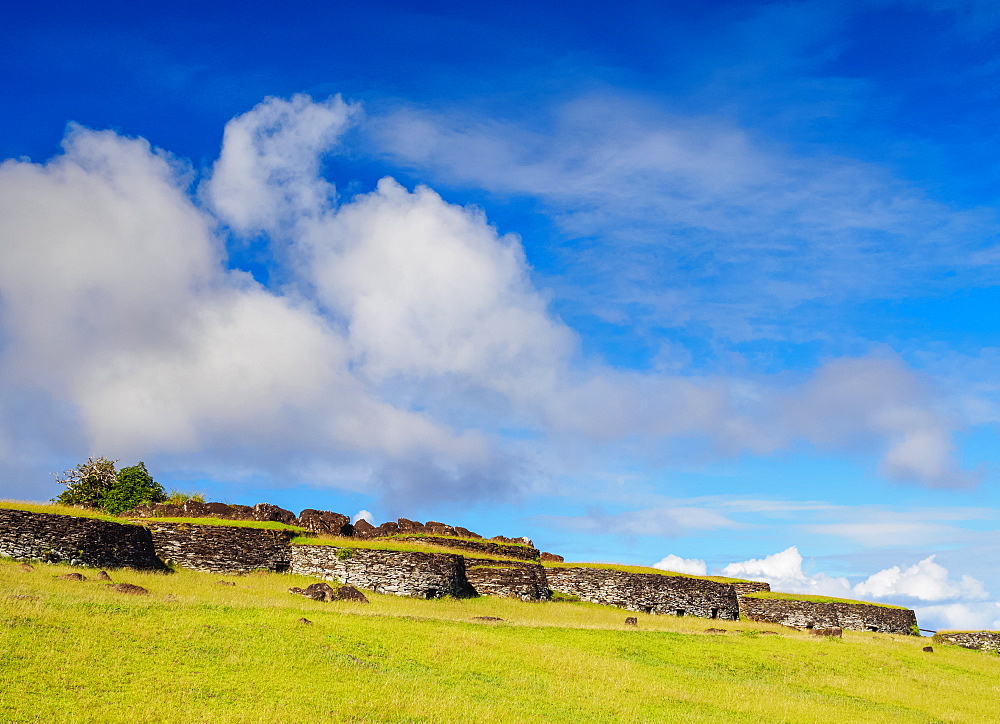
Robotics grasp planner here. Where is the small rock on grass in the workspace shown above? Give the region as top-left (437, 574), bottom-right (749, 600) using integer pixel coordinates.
top-left (335, 585), bottom-right (368, 603)
top-left (96, 571), bottom-right (112, 581)
top-left (298, 618), bottom-right (313, 625)
top-left (625, 617), bottom-right (638, 626)
top-left (923, 646), bottom-right (934, 653)
top-left (109, 583), bottom-right (149, 595)
top-left (759, 631), bottom-right (779, 636)
top-left (59, 573), bottom-right (86, 581)
top-left (18, 564), bottom-right (35, 572)
top-left (216, 580), bottom-right (236, 586)
top-left (811, 627), bottom-right (843, 638)
top-left (704, 628), bottom-right (727, 634)
top-left (472, 616), bottom-right (504, 622)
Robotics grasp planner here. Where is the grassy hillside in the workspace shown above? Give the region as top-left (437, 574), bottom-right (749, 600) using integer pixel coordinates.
top-left (2, 558), bottom-right (997, 723)
top-left (742, 591), bottom-right (909, 609)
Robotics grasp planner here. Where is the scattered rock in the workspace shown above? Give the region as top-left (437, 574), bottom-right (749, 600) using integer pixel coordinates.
top-left (334, 584), bottom-right (369, 603)
top-left (811, 627), bottom-right (843, 638)
top-left (18, 563), bottom-right (35, 572)
top-left (96, 570), bottom-right (112, 581)
top-left (625, 617), bottom-right (638, 626)
top-left (923, 646), bottom-right (934, 653)
top-left (163, 594), bottom-right (178, 601)
top-left (216, 580), bottom-right (236, 586)
top-left (704, 628), bottom-right (727, 634)
top-left (59, 572), bottom-right (86, 581)
top-left (298, 617), bottom-right (312, 625)
top-left (540, 552), bottom-right (564, 563)
top-left (472, 616), bottom-right (504, 622)
top-left (109, 583), bottom-right (149, 595)
top-left (289, 582), bottom-right (337, 601)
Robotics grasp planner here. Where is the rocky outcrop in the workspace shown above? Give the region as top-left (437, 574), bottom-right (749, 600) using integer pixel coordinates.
top-left (0, 508), bottom-right (165, 570)
top-left (732, 581), bottom-right (771, 596)
top-left (126, 501), bottom-right (298, 525)
top-left (145, 522), bottom-right (296, 574)
top-left (290, 545), bottom-right (474, 599)
top-left (545, 567), bottom-right (740, 620)
top-left (933, 631), bottom-right (1000, 652)
top-left (738, 596), bottom-right (918, 634)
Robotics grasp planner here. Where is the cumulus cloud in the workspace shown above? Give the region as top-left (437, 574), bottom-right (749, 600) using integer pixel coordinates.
top-left (352, 510), bottom-right (373, 524)
top-left (914, 602), bottom-right (1000, 632)
top-left (652, 554), bottom-right (707, 576)
top-left (722, 547), bottom-right (853, 596)
top-left (0, 93), bottom-right (978, 505)
top-left (855, 555), bottom-right (988, 602)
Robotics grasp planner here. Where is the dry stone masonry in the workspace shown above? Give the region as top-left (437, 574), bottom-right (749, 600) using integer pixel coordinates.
top-left (0, 508), bottom-right (165, 570)
top-left (545, 566), bottom-right (741, 619)
top-left (146, 522), bottom-right (297, 574)
top-left (738, 595), bottom-right (918, 635)
top-left (290, 545), bottom-right (473, 598)
top-left (463, 559), bottom-right (550, 601)
top-left (933, 631), bottom-right (1000, 652)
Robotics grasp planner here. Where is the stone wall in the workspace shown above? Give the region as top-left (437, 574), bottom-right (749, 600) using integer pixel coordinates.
top-left (146, 522), bottom-right (296, 574)
top-left (464, 561), bottom-right (550, 601)
top-left (0, 507), bottom-right (165, 570)
top-left (739, 596), bottom-right (918, 634)
top-left (732, 581), bottom-right (771, 596)
top-left (545, 567), bottom-right (740, 620)
top-left (290, 545), bottom-right (473, 598)
top-left (933, 631), bottom-right (1000, 652)
top-left (388, 535), bottom-right (540, 561)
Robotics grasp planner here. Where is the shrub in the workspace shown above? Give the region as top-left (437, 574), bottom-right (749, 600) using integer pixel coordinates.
top-left (100, 462), bottom-right (166, 515)
top-left (164, 491), bottom-right (206, 505)
top-left (336, 548), bottom-right (356, 560)
top-left (52, 457), bottom-right (119, 509)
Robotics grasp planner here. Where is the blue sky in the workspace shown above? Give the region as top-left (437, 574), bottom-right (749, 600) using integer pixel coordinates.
top-left (3, 0), bottom-right (1000, 629)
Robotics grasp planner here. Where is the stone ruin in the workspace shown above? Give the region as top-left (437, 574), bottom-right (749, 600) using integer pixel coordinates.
top-left (0, 502), bottom-right (920, 634)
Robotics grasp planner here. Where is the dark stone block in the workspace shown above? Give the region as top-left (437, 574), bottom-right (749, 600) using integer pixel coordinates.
top-left (297, 509), bottom-right (353, 536)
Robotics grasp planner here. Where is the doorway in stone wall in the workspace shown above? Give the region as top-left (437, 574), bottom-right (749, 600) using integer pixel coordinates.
top-left (675, 609), bottom-right (685, 616)
top-left (710, 608), bottom-right (719, 619)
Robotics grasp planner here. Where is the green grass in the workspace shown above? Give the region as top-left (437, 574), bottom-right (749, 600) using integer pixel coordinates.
top-left (742, 591), bottom-right (908, 609)
top-left (290, 535), bottom-right (526, 562)
top-left (542, 560), bottom-right (749, 583)
top-left (0, 500), bottom-right (139, 524)
top-left (140, 516), bottom-right (306, 532)
top-left (1, 557), bottom-right (997, 723)
top-left (385, 532), bottom-right (534, 549)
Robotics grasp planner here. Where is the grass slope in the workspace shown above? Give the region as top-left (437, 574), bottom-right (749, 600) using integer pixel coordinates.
top-left (542, 560), bottom-right (749, 583)
top-left (742, 591), bottom-right (908, 610)
top-left (0, 500), bottom-right (137, 524)
top-left (2, 559), bottom-right (997, 723)
top-left (292, 534), bottom-right (527, 562)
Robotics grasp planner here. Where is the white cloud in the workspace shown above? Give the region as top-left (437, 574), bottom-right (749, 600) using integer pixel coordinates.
top-left (0, 93), bottom-right (978, 506)
top-left (722, 546), bottom-right (853, 596)
top-left (541, 507), bottom-right (739, 537)
top-left (914, 602), bottom-right (1000, 632)
top-left (652, 554), bottom-right (707, 576)
top-left (352, 509), bottom-right (373, 524)
top-left (854, 555), bottom-right (988, 602)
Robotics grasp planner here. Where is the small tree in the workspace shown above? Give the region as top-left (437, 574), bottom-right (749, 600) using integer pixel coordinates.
top-left (52, 456), bottom-right (119, 508)
top-left (101, 461), bottom-right (166, 515)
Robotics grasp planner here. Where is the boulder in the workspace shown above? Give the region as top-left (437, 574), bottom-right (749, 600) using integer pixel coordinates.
top-left (625, 617), bottom-right (638, 626)
top-left (59, 572), bottom-right (86, 581)
top-left (18, 563), bottom-right (34, 572)
top-left (811, 627), bottom-right (843, 638)
top-left (110, 583), bottom-right (149, 595)
top-left (370, 521), bottom-right (399, 537)
top-left (540, 552), bottom-right (564, 563)
top-left (704, 628), bottom-right (727, 634)
top-left (453, 526), bottom-right (480, 539)
top-left (289, 582), bottom-right (338, 602)
top-left (298, 618), bottom-right (313, 625)
top-left (352, 519), bottom-right (376, 538)
top-left (923, 646), bottom-right (934, 652)
top-left (425, 521), bottom-right (457, 536)
top-left (297, 509), bottom-right (353, 537)
top-left (334, 585), bottom-right (369, 603)
top-left (96, 570), bottom-right (112, 581)
top-left (251, 503), bottom-right (297, 525)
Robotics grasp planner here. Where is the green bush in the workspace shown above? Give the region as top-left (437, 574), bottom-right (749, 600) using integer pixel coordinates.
top-left (164, 491), bottom-right (206, 505)
top-left (336, 548), bottom-right (355, 560)
top-left (100, 462), bottom-right (166, 515)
